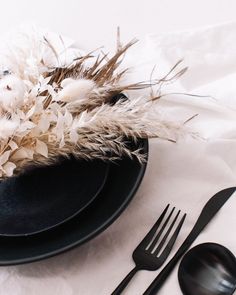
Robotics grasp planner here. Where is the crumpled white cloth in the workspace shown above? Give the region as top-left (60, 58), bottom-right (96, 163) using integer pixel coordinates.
top-left (1, 22), bottom-right (236, 295)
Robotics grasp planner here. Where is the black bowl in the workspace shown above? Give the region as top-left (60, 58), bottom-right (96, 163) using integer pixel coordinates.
top-left (0, 138), bottom-right (148, 265)
top-left (0, 157), bottom-right (109, 237)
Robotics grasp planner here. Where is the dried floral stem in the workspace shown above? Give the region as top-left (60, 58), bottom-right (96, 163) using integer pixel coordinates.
top-left (0, 30), bottom-right (187, 179)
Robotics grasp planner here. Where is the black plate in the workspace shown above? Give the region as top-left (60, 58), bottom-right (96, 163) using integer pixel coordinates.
top-left (0, 139), bottom-right (148, 265)
top-left (0, 158), bottom-right (109, 236)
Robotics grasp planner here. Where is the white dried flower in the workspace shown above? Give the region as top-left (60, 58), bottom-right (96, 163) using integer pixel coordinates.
top-left (0, 118), bottom-right (18, 141)
top-left (0, 75), bottom-right (26, 111)
top-left (0, 29), bottom-right (187, 179)
top-left (58, 78), bottom-right (95, 102)
top-left (2, 162), bottom-right (16, 177)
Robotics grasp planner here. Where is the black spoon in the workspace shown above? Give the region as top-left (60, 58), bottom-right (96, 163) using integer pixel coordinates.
top-left (178, 243), bottom-right (236, 295)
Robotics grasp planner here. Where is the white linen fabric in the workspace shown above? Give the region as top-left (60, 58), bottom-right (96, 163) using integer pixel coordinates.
top-left (1, 22), bottom-right (236, 295)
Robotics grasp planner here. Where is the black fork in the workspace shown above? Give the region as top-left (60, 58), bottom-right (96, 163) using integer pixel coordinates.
top-left (111, 205), bottom-right (186, 295)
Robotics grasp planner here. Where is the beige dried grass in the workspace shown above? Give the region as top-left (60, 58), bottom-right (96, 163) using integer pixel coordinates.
top-left (0, 34), bottom-right (187, 179)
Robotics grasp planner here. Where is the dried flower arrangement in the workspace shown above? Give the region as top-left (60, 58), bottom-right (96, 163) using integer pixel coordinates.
top-left (0, 29), bottom-right (187, 179)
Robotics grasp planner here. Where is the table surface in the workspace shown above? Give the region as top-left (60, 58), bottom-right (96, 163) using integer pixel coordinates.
top-left (0, 2), bottom-right (236, 295)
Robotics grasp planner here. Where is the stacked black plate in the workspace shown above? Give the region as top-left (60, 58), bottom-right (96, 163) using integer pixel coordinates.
top-left (0, 139), bottom-right (148, 265)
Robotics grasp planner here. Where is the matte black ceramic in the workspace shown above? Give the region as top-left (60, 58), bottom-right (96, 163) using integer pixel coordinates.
top-left (0, 139), bottom-right (148, 265)
top-left (143, 187), bottom-right (236, 295)
top-left (178, 243), bottom-right (236, 295)
top-left (0, 157), bottom-right (109, 236)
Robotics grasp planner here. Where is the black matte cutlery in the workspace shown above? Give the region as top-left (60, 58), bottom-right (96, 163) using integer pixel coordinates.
top-left (143, 187), bottom-right (236, 295)
top-left (111, 204), bottom-right (186, 294)
top-left (178, 243), bottom-right (236, 295)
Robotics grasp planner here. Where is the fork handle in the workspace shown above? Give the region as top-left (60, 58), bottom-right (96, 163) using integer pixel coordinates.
top-left (111, 266), bottom-right (140, 295)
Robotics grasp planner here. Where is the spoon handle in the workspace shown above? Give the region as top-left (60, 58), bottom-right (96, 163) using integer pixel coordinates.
top-left (143, 187), bottom-right (236, 295)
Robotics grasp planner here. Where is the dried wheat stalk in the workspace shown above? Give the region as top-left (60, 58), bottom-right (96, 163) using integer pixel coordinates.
top-left (0, 31), bottom-right (187, 179)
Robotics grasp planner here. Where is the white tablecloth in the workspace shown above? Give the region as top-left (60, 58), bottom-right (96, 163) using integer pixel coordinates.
top-left (1, 22), bottom-right (236, 295)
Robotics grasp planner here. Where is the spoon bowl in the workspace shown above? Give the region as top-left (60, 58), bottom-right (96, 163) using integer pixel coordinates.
top-left (178, 243), bottom-right (236, 295)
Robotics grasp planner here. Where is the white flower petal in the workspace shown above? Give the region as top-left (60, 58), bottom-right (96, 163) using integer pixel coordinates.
top-left (0, 150), bottom-right (11, 166)
top-left (3, 162), bottom-right (16, 177)
top-left (53, 111), bottom-right (64, 141)
top-left (64, 110), bottom-right (73, 126)
top-left (0, 118), bottom-right (18, 140)
top-left (26, 105), bottom-right (36, 119)
top-left (47, 112), bottom-right (57, 122)
top-left (8, 140), bottom-right (18, 151)
top-left (19, 121), bottom-right (36, 132)
top-left (16, 109), bottom-right (26, 120)
top-left (38, 114), bottom-right (50, 133)
top-left (30, 126), bottom-right (41, 137)
top-left (35, 140), bottom-right (48, 157)
top-left (12, 148), bottom-right (34, 160)
top-left (0, 75), bottom-right (26, 111)
top-left (24, 148), bottom-right (34, 159)
top-left (14, 121), bottom-right (36, 137)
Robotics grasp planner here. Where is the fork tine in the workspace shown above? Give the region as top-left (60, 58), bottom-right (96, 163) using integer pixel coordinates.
top-left (147, 207), bottom-right (175, 252)
top-left (153, 210), bottom-right (180, 255)
top-left (136, 204), bottom-right (170, 250)
top-left (158, 213), bottom-right (186, 262)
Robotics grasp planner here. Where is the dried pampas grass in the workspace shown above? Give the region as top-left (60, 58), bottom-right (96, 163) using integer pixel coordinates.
top-left (0, 30), bottom-right (187, 179)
